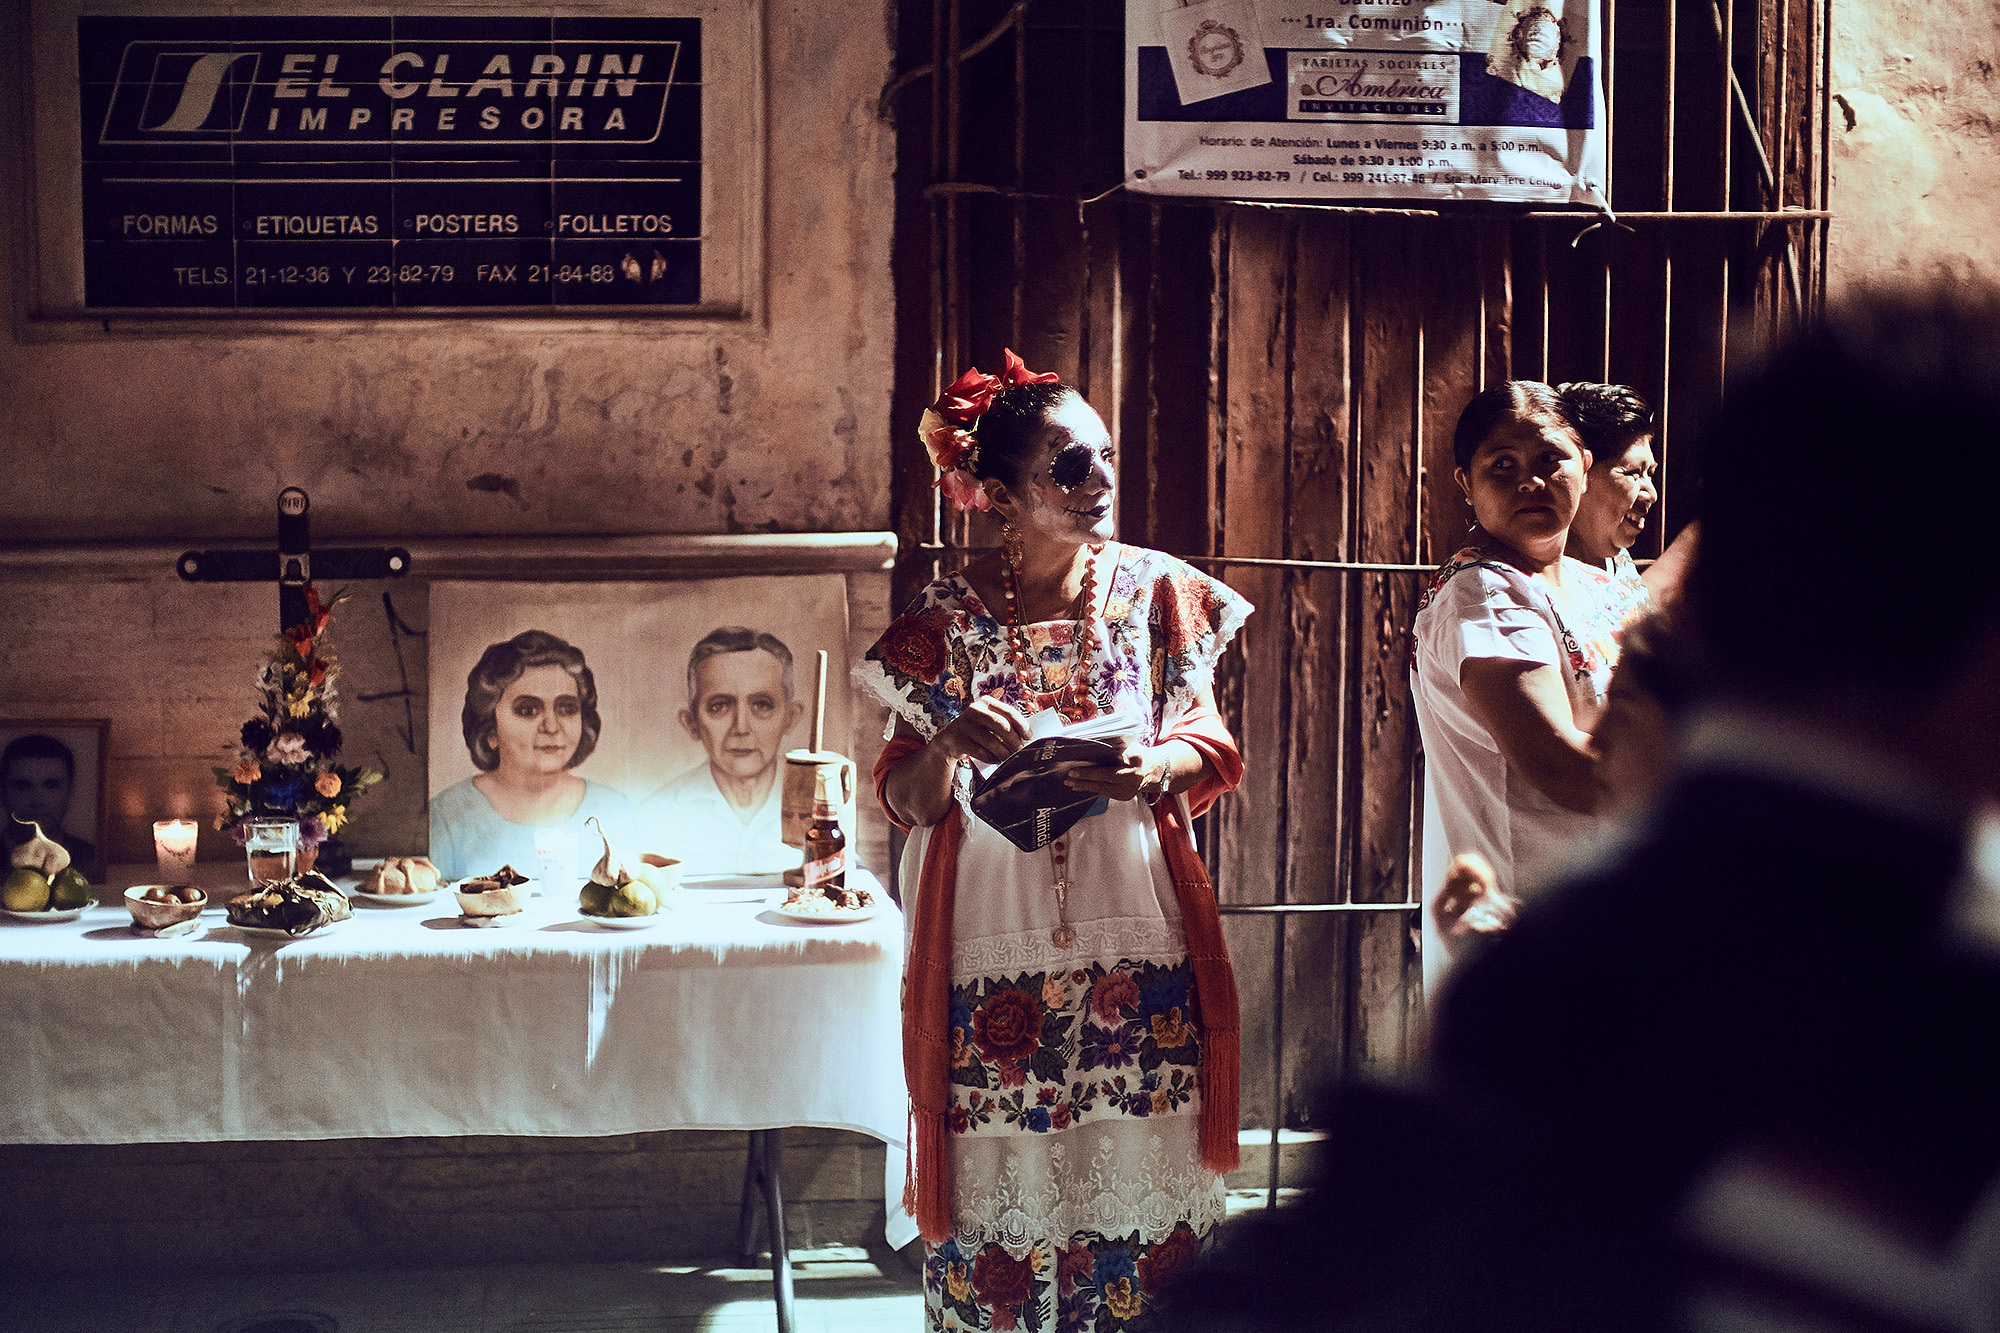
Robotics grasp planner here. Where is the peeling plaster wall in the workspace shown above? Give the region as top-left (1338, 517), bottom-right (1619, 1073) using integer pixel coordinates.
top-left (1829, 0), bottom-right (2000, 294)
top-left (0, 3), bottom-right (898, 867)
top-left (1, 10), bottom-right (893, 541)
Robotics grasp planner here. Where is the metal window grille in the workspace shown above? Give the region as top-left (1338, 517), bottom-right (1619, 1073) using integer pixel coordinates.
top-left (887, 0), bottom-right (1830, 1207)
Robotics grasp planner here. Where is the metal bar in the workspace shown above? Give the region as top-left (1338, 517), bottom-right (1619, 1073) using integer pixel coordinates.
top-left (920, 546), bottom-right (1443, 573)
top-left (1539, 223), bottom-right (1551, 380)
top-left (736, 1131), bottom-right (763, 1265)
top-left (1412, 271), bottom-right (1427, 575)
top-left (1659, 230), bottom-right (1673, 538)
top-left (1603, 0), bottom-right (1615, 205)
top-left (1776, 0), bottom-right (1790, 213)
top-left (1601, 228), bottom-right (1614, 381)
top-left (1776, 0), bottom-right (1793, 327)
top-left (1267, 916), bottom-right (1287, 1208)
top-left (1522, 209), bottom-right (1832, 220)
top-left (1011, 0), bottom-right (1026, 349)
top-left (760, 1129), bottom-right (796, 1333)
top-left (1219, 903), bottom-right (1423, 914)
top-left (927, 186), bottom-right (1831, 222)
top-left (1664, 0), bottom-right (1679, 211)
top-left (877, 0), bottom-right (1027, 109)
top-left (1475, 222), bottom-right (1489, 394)
top-left (1187, 554), bottom-right (1437, 574)
top-left (1817, 0), bottom-right (1832, 312)
top-left (1721, 0), bottom-right (1735, 206)
top-left (942, 0), bottom-right (967, 562)
top-left (1268, 219), bottom-right (1301, 1210)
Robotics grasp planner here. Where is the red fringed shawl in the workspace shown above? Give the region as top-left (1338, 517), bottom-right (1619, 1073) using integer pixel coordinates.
top-left (876, 701), bottom-right (1245, 1243)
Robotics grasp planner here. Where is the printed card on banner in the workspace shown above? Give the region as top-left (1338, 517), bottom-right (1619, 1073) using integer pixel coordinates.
top-left (1157, 0), bottom-right (1273, 105)
top-left (1124, 0), bottom-right (1607, 208)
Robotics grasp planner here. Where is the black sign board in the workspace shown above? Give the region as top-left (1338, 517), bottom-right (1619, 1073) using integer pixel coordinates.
top-left (79, 15), bottom-right (702, 311)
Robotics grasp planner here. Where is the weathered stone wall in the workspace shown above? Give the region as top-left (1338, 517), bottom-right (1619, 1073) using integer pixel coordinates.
top-left (1828, 0), bottom-right (2000, 294)
top-left (1, 1129), bottom-right (893, 1273)
top-left (0, 2), bottom-right (898, 868)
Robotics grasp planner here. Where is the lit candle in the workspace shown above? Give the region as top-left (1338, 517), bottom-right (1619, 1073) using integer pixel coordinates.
top-left (153, 819), bottom-right (199, 877)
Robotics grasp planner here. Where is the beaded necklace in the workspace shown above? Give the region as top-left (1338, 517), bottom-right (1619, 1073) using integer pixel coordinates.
top-left (998, 542), bottom-right (1105, 720)
top-left (999, 542), bottom-right (1106, 950)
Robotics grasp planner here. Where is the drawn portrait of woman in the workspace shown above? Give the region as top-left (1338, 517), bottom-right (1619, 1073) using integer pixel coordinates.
top-left (428, 629), bottom-right (636, 883)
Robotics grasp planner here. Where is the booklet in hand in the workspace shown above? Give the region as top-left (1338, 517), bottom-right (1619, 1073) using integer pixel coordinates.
top-left (969, 709), bottom-right (1145, 853)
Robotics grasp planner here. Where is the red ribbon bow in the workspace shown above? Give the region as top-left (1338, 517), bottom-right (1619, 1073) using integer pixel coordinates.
top-left (922, 349), bottom-right (1061, 513)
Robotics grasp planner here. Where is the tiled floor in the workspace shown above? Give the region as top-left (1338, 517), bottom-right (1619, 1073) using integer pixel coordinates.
top-left (1, 1248), bottom-right (922, 1333)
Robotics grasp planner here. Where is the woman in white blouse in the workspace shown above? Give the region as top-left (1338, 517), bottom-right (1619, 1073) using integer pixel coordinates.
top-left (1411, 382), bottom-right (1628, 993)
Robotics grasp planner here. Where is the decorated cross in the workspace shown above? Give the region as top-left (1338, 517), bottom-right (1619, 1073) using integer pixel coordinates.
top-left (176, 488), bottom-right (410, 631)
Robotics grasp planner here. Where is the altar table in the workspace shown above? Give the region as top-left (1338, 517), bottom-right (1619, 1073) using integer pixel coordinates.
top-left (0, 866), bottom-right (912, 1327)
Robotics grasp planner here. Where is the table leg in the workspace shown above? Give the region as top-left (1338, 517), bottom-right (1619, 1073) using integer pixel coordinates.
top-left (737, 1130), bottom-right (765, 1266)
top-left (737, 1128), bottom-right (796, 1333)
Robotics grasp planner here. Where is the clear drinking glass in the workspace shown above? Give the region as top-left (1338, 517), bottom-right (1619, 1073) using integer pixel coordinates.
top-left (532, 826), bottom-right (580, 895)
top-left (244, 818), bottom-right (300, 886)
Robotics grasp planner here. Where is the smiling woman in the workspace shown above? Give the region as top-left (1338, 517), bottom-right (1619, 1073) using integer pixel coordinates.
top-left (428, 629), bottom-right (637, 882)
top-left (1409, 381), bottom-right (1636, 990)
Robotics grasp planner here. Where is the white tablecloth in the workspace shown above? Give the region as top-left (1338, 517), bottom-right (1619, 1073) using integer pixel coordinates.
top-left (0, 865), bottom-right (911, 1240)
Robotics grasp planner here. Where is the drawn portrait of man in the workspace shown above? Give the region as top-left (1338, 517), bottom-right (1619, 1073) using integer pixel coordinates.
top-left (638, 626), bottom-right (807, 876)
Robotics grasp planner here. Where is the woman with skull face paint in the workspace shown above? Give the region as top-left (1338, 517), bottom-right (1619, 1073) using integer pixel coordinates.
top-left (860, 351), bottom-right (1251, 1332)
top-left (1410, 382), bottom-right (1633, 993)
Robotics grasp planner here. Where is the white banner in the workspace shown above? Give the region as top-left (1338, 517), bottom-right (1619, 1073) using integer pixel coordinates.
top-left (1126, 0), bottom-right (1607, 207)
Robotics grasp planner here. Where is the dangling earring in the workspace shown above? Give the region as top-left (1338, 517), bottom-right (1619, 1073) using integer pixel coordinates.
top-left (1001, 522), bottom-right (1025, 570)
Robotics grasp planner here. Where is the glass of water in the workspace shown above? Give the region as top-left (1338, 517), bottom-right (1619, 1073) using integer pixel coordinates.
top-left (244, 818), bottom-right (300, 886)
top-left (532, 826), bottom-right (580, 896)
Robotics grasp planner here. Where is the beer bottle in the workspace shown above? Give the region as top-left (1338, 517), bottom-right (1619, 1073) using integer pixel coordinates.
top-left (802, 766), bottom-right (846, 894)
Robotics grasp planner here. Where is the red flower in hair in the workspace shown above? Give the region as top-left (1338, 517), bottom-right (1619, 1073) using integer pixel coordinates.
top-left (998, 347), bottom-right (1061, 389)
top-left (933, 366), bottom-right (1003, 425)
top-left (937, 468), bottom-right (992, 513)
top-left (921, 351), bottom-right (1062, 513)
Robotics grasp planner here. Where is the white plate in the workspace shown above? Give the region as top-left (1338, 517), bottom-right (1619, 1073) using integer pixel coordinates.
top-left (133, 918), bottom-right (205, 939)
top-left (0, 905), bottom-right (91, 923)
top-left (460, 912), bottom-right (527, 928)
top-left (223, 922), bottom-right (342, 939)
top-left (765, 892), bottom-right (879, 925)
top-left (350, 889), bottom-right (443, 906)
top-left (578, 913), bottom-right (664, 930)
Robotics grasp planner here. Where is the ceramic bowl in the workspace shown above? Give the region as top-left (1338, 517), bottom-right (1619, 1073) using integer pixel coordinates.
top-left (126, 884), bottom-right (208, 930)
top-left (453, 883), bottom-right (526, 917)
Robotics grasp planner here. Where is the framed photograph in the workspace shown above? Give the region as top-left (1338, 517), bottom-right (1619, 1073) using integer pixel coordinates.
top-left (0, 718), bottom-right (110, 883)
top-left (427, 577), bottom-right (851, 884)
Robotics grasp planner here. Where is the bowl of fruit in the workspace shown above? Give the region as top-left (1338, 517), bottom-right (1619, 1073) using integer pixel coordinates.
top-left (576, 819), bottom-right (672, 928)
top-left (454, 864), bottom-right (530, 925)
top-left (1, 820), bottom-right (95, 922)
top-left (126, 884), bottom-right (208, 933)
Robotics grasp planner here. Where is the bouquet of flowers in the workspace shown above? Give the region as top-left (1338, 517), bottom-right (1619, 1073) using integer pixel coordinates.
top-left (213, 585), bottom-right (383, 856)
